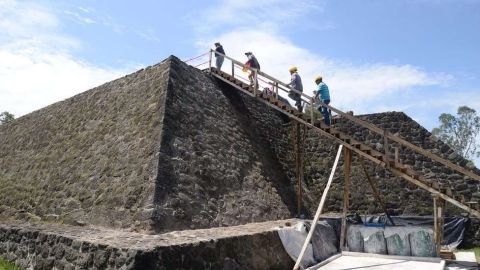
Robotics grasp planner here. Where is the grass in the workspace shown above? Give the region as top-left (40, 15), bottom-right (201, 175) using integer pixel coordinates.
top-left (0, 257), bottom-right (22, 270)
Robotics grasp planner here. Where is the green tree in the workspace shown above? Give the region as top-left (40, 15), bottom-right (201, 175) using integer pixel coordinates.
top-left (432, 106), bottom-right (480, 160)
top-left (0, 111), bottom-right (15, 124)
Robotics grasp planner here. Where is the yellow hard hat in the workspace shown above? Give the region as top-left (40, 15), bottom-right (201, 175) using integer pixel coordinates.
top-left (314, 75), bottom-right (322, 82)
top-left (289, 66), bottom-right (298, 73)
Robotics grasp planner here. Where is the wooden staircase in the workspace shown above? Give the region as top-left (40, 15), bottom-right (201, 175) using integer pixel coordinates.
top-left (209, 67), bottom-right (480, 218)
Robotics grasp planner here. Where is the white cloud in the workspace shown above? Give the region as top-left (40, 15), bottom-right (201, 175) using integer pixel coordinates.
top-left (0, 0), bottom-right (133, 117)
top-left (64, 10), bottom-right (96, 24)
top-left (195, 0), bottom-right (324, 34)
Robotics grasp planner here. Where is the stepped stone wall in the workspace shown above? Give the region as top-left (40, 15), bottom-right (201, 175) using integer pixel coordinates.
top-left (0, 56), bottom-right (299, 233)
top-left (152, 58), bottom-right (296, 232)
top-left (0, 220), bottom-right (294, 270)
top-left (0, 55), bottom-right (479, 234)
top-left (0, 58), bottom-right (172, 230)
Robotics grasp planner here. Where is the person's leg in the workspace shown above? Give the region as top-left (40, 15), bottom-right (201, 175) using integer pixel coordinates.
top-left (295, 94), bottom-right (302, 111)
top-left (215, 57), bottom-right (221, 69)
top-left (218, 56), bottom-right (224, 69)
top-left (322, 100), bottom-right (331, 125)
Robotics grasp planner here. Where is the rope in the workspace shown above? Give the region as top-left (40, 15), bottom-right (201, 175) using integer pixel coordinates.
top-left (193, 60), bottom-right (210, 68)
top-left (183, 51), bottom-right (210, 63)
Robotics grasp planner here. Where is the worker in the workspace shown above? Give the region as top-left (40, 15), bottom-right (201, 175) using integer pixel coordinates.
top-left (287, 66), bottom-right (303, 112)
top-left (214, 42), bottom-right (225, 69)
top-left (244, 52), bottom-right (260, 87)
top-left (314, 75), bottom-right (331, 125)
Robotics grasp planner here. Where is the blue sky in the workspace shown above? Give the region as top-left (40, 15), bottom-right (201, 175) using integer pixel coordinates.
top-left (1, 0), bottom-right (479, 161)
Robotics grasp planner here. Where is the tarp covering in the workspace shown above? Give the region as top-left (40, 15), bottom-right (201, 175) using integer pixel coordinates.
top-left (278, 216), bottom-right (468, 267)
top-left (361, 215), bottom-right (468, 249)
top-left (277, 220), bottom-right (339, 269)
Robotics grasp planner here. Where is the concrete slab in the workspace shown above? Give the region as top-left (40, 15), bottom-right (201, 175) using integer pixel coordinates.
top-left (445, 251), bottom-right (478, 270)
top-left (308, 252), bottom-right (445, 270)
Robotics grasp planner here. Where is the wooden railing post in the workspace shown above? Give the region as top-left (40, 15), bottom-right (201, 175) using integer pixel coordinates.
top-left (310, 98), bottom-right (315, 125)
top-left (433, 195), bottom-right (444, 257)
top-left (254, 69), bottom-right (258, 96)
top-left (394, 147), bottom-right (399, 166)
top-left (340, 148), bottom-right (352, 250)
top-left (208, 49), bottom-right (212, 72)
top-left (384, 131), bottom-right (390, 167)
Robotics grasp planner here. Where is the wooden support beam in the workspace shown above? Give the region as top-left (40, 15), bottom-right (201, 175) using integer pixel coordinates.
top-left (433, 195), bottom-right (444, 257)
top-left (293, 122), bottom-right (303, 216)
top-left (340, 148), bottom-right (352, 251)
top-left (293, 145), bottom-right (344, 270)
top-left (359, 157), bottom-right (395, 226)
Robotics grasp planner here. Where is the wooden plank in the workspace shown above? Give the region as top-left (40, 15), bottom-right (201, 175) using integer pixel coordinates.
top-left (433, 195), bottom-right (439, 256)
top-left (315, 99), bottom-right (480, 182)
top-left (293, 145), bottom-right (344, 270)
top-left (210, 60), bottom-right (477, 183)
top-left (388, 167), bottom-right (480, 218)
top-left (341, 251), bottom-right (443, 263)
top-left (340, 148), bottom-right (352, 251)
top-left (306, 253), bottom-right (342, 270)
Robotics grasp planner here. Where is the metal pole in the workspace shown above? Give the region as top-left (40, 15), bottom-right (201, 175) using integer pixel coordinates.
top-left (231, 61), bottom-right (234, 77)
top-left (293, 145), bottom-right (343, 270)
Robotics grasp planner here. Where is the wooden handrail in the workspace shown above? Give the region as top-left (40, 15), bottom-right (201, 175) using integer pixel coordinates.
top-left (210, 68), bottom-right (480, 218)
top-left (316, 99), bottom-right (480, 182)
top-left (210, 50), bottom-right (310, 101)
top-left (209, 49), bottom-right (480, 182)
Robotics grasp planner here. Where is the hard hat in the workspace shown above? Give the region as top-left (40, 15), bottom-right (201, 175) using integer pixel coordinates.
top-left (314, 75), bottom-right (323, 82)
top-left (289, 66), bottom-right (298, 73)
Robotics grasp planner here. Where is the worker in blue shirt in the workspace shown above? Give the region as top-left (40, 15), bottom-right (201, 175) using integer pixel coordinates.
top-left (314, 75), bottom-right (331, 125)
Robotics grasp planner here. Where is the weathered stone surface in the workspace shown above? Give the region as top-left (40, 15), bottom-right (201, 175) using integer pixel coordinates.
top-left (1, 54), bottom-right (480, 268)
top-left (0, 58), bottom-right (172, 231)
top-left (1, 55), bottom-right (479, 234)
top-left (409, 230), bottom-right (436, 257)
top-left (152, 59), bottom-right (295, 232)
top-left (347, 225), bottom-right (437, 257)
top-left (0, 220), bottom-right (294, 269)
top-left (311, 221), bottom-right (339, 261)
top-left (385, 233), bottom-right (411, 256)
top-left (346, 226), bottom-right (364, 252)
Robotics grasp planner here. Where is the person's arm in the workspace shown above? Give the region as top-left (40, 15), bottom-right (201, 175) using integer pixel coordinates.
top-left (287, 74), bottom-right (295, 87)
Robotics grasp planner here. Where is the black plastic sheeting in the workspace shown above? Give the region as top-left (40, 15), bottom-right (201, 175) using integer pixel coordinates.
top-left (277, 219), bottom-right (340, 269)
top-left (359, 215), bottom-right (468, 249)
